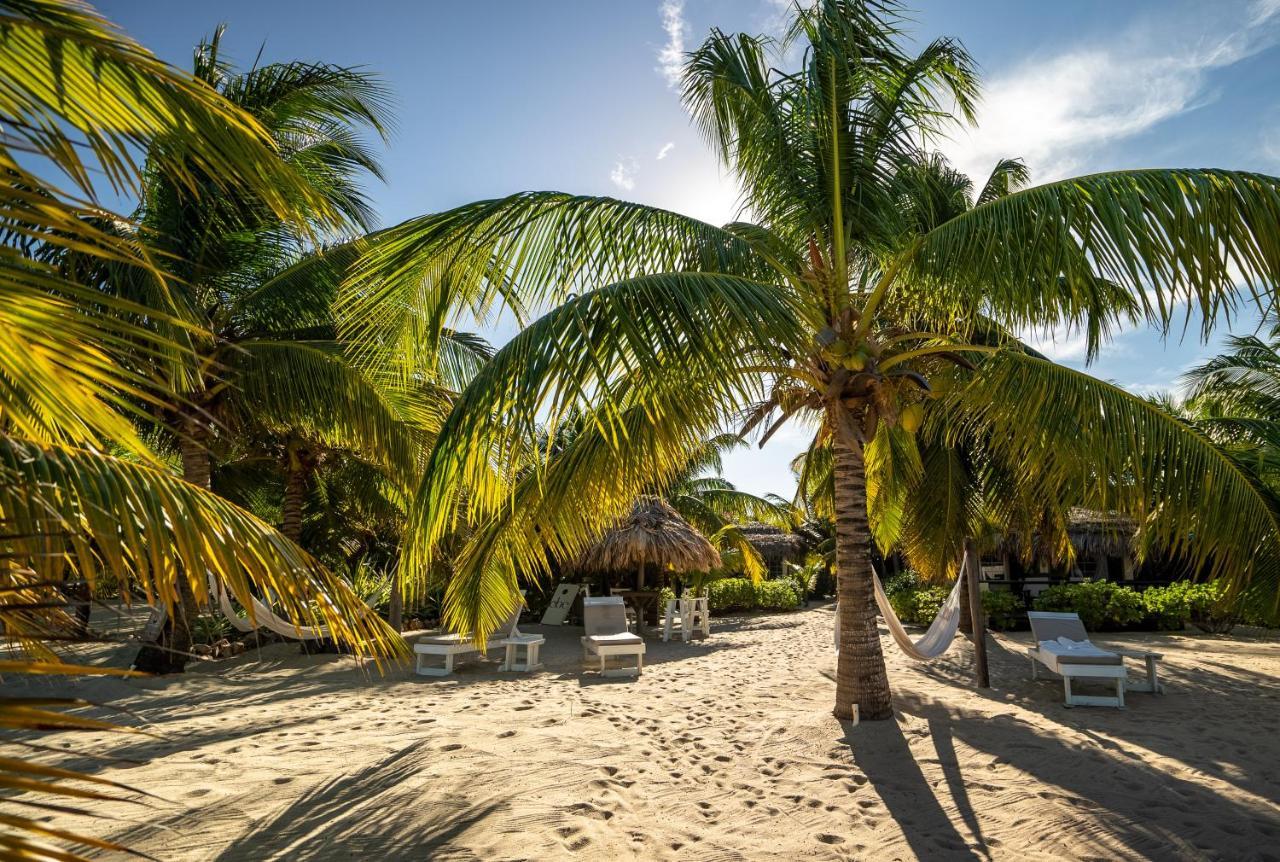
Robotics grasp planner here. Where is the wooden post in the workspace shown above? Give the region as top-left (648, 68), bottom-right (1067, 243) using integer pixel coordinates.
top-left (964, 539), bottom-right (989, 688)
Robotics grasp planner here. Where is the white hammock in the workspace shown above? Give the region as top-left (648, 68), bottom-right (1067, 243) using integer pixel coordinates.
top-left (834, 557), bottom-right (968, 661)
top-left (209, 574), bottom-right (336, 641)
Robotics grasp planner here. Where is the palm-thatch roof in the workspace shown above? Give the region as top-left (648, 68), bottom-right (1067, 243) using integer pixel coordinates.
top-left (737, 522), bottom-right (809, 561)
top-left (1065, 507), bottom-right (1135, 557)
top-left (574, 496), bottom-right (721, 574)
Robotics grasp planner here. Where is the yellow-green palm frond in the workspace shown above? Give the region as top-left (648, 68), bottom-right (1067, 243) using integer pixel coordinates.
top-left (0, 438), bottom-right (405, 660)
top-left (409, 272), bottom-right (803, 561)
top-left (0, 0), bottom-right (342, 227)
top-left (225, 340), bottom-right (422, 487)
top-left (434, 367), bottom-right (748, 641)
top-left (339, 193), bottom-right (777, 377)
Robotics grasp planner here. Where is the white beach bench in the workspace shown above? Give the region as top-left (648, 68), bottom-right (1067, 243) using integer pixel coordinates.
top-left (414, 605), bottom-right (523, 677)
top-left (582, 596), bottom-right (645, 677)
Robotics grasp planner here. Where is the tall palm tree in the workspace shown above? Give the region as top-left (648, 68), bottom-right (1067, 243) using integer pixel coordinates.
top-left (74, 29), bottom-right (417, 671)
top-left (350, 0), bottom-right (1280, 721)
top-left (0, 1), bottom-right (402, 855)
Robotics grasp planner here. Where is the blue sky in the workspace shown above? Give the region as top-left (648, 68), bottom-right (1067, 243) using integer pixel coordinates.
top-left (101, 0), bottom-right (1280, 498)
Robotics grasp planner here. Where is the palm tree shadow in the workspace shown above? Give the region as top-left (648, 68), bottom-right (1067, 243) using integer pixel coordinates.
top-left (107, 743), bottom-right (504, 861)
top-left (211, 744), bottom-right (503, 861)
top-left (840, 719), bottom-right (984, 860)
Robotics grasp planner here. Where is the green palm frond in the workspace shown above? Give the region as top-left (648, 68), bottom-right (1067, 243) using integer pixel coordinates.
top-left (0, 0), bottom-right (341, 227)
top-left (0, 437), bottom-right (405, 658)
top-left (225, 340), bottom-right (421, 485)
top-left (944, 350), bottom-right (1280, 618)
top-left (339, 193), bottom-right (776, 371)
top-left (907, 170), bottom-right (1280, 346)
top-left (410, 271), bottom-right (803, 561)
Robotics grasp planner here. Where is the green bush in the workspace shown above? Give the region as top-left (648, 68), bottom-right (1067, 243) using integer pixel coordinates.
top-left (882, 571), bottom-right (951, 626)
top-left (981, 589), bottom-right (1025, 630)
top-left (1140, 580), bottom-right (1239, 633)
top-left (1032, 581), bottom-right (1145, 630)
top-left (706, 578), bottom-right (800, 613)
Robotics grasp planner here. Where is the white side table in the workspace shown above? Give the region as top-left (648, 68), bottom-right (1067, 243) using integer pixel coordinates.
top-left (500, 634), bottom-right (545, 672)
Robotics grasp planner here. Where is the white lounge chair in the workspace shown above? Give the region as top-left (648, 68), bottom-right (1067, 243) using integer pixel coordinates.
top-left (414, 604), bottom-right (523, 677)
top-left (582, 596), bottom-right (645, 677)
top-left (1027, 611), bottom-right (1127, 708)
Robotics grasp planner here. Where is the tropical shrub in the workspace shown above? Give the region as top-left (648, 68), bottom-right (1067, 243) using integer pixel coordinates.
top-left (1140, 580), bottom-right (1240, 633)
top-left (193, 612), bottom-right (233, 645)
top-left (706, 578), bottom-right (800, 613)
top-left (981, 589), bottom-right (1025, 630)
top-left (882, 571), bottom-right (952, 626)
top-left (1033, 581), bottom-right (1145, 631)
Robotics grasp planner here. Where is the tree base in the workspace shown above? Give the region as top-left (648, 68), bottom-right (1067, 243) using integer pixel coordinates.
top-left (837, 704), bottom-right (892, 722)
top-left (132, 639), bottom-right (189, 674)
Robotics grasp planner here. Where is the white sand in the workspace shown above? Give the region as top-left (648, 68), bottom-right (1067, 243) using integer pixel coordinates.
top-left (13, 603), bottom-right (1280, 860)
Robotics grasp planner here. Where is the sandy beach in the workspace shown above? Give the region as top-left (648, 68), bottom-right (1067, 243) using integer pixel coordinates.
top-left (15, 603), bottom-right (1280, 861)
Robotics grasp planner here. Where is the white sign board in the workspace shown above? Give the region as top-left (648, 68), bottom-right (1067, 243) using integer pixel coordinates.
top-left (540, 583), bottom-right (580, 626)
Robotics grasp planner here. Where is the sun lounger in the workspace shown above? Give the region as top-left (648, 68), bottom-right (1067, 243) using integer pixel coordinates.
top-left (1027, 611), bottom-right (1127, 708)
top-left (414, 604), bottom-right (523, 677)
top-left (582, 596), bottom-right (645, 677)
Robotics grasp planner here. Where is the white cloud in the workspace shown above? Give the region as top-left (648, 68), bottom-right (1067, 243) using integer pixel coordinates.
top-left (656, 141), bottom-right (675, 160)
top-left (941, 5), bottom-right (1280, 184)
top-left (1253, 0), bottom-right (1280, 26)
top-left (1019, 326), bottom-right (1092, 363)
top-left (656, 0), bottom-right (687, 89)
top-left (610, 156), bottom-right (639, 191)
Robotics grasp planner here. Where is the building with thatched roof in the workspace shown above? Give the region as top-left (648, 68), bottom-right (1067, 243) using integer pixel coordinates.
top-left (974, 508), bottom-right (1199, 599)
top-left (734, 523), bottom-right (809, 578)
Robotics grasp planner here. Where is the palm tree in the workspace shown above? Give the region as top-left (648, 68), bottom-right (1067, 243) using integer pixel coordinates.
top-left (71, 29), bottom-right (417, 671)
top-left (350, 0), bottom-right (1280, 721)
top-left (662, 434), bottom-right (795, 580)
top-left (0, 1), bottom-right (401, 855)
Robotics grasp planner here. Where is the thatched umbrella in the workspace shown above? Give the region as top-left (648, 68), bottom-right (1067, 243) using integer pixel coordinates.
top-left (575, 496), bottom-right (721, 588)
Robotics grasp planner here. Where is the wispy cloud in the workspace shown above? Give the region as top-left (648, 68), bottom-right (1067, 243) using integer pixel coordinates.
top-left (656, 0), bottom-right (686, 89)
top-left (656, 141), bottom-right (675, 160)
top-left (610, 156), bottom-right (638, 191)
top-left (941, 5), bottom-right (1280, 184)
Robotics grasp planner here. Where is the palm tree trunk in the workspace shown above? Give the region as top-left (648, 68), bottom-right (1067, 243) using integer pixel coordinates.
top-left (281, 456), bottom-right (307, 544)
top-left (388, 566), bottom-right (403, 631)
top-left (832, 431), bottom-right (893, 721)
top-left (133, 421), bottom-right (206, 673)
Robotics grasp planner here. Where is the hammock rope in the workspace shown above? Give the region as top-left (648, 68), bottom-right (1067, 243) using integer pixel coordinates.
top-left (834, 556), bottom-right (968, 661)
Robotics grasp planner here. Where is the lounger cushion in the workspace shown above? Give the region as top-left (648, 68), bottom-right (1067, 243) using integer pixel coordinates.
top-left (586, 627), bottom-right (645, 642)
top-left (417, 633), bottom-right (472, 646)
top-left (1037, 638), bottom-right (1123, 666)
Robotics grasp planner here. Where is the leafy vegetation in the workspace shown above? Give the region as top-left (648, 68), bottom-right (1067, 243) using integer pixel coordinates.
top-left (356, 0), bottom-right (1280, 723)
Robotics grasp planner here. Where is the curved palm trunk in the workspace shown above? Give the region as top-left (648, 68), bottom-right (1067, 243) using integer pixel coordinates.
top-left (133, 421), bottom-right (206, 674)
top-left (832, 433), bottom-right (893, 721)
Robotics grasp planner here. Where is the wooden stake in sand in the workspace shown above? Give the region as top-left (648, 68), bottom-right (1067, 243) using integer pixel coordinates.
top-left (964, 539), bottom-right (990, 688)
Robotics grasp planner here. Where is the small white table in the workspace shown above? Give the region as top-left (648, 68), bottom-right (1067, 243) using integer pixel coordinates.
top-left (662, 597), bottom-right (711, 642)
top-left (500, 634), bottom-right (545, 672)
top-left (1114, 648), bottom-right (1165, 694)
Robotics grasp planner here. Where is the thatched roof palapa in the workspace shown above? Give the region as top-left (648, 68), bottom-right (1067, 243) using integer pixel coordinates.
top-left (737, 523), bottom-right (809, 560)
top-left (575, 496), bottom-right (721, 576)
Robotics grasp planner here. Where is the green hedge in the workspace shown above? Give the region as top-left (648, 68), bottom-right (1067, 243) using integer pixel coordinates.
top-left (1032, 580), bottom-right (1145, 631)
top-left (884, 575), bottom-right (1258, 633)
top-left (705, 578), bottom-right (801, 613)
top-left (981, 589), bottom-right (1025, 631)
